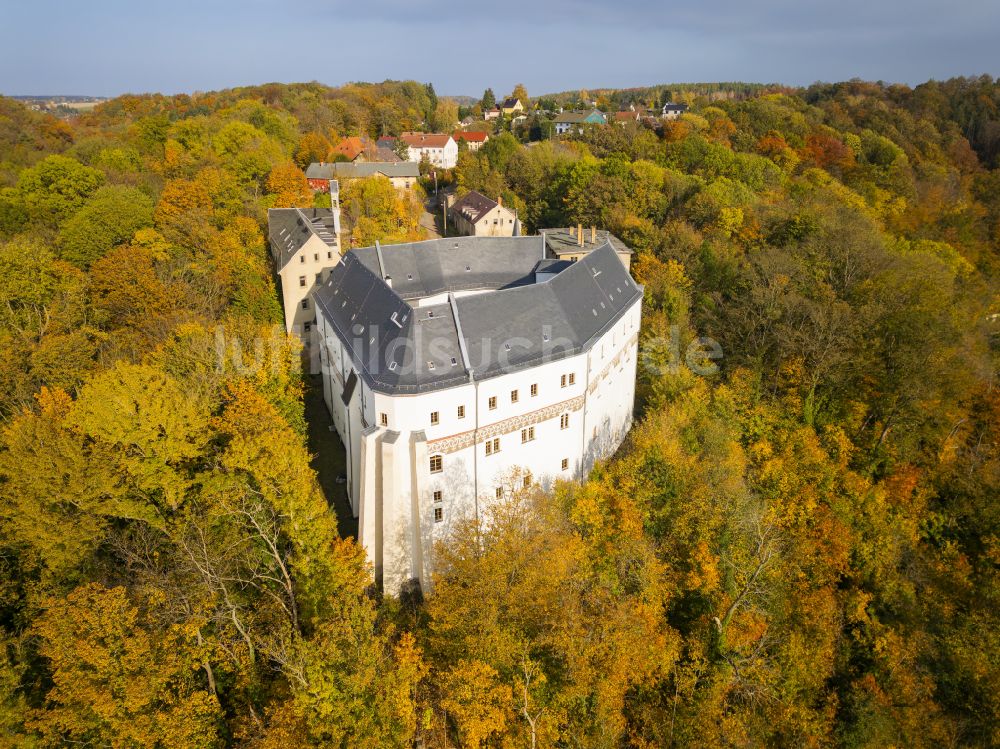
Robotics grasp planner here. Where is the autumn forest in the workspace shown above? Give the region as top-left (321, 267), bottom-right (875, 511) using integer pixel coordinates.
top-left (0, 77), bottom-right (998, 747)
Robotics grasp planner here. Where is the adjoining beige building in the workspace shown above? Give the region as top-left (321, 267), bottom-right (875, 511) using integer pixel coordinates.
top-left (307, 161), bottom-right (420, 192)
top-left (452, 131), bottom-right (489, 152)
top-left (267, 201), bottom-right (341, 341)
top-left (542, 226), bottom-right (633, 270)
top-left (449, 191), bottom-right (518, 237)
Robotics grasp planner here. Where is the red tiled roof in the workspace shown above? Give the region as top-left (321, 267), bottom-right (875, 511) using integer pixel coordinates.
top-left (399, 132), bottom-right (453, 149)
top-left (453, 130), bottom-right (489, 143)
top-left (332, 136), bottom-right (369, 160)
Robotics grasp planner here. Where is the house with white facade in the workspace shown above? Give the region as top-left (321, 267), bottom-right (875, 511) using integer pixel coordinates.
top-left (449, 191), bottom-right (517, 237)
top-left (267, 199), bottom-right (341, 340)
top-left (313, 236), bottom-right (642, 593)
top-left (553, 109), bottom-right (607, 135)
top-left (662, 102), bottom-right (689, 120)
top-left (399, 132), bottom-right (459, 169)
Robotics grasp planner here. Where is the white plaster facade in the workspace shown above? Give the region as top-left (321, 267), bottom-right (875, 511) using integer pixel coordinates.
top-left (314, 244), bottom-right (641, 593)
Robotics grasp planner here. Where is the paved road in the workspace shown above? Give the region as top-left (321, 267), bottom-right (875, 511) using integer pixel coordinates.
top-left (420, 195), bottom-right (444, 238)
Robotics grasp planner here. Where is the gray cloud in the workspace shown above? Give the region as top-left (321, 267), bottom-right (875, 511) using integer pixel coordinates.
top-left (0, 0), bottom-right (996, 97)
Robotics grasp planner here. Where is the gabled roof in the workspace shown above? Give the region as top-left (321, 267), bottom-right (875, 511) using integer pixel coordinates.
top-left (318, 161), bottom-right (419, 180)
top-left (501, 97), bottom-right (522, 108)
top-left (453, 130), bottom-right (489, 143)
top-left (267, 208), bottom-right (339, 271)
top-left (332, 136), bottom-right (370, 160)
top-left (613, 110), bottom-right (640, 122)
top-left (662, 102), bottom-right (689, 112)
top-left (313, 237), bottom-right (641, 394)
top-left (450, 190), bottom-right (510, 225)
top-left (399, 132), bottom-right (454, 149)
top-left (554, 109), bottom-right (606, 124)
top-left (306, 162), bottom-right (336, 180)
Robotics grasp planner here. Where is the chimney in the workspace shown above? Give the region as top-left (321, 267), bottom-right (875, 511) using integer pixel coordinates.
top-left (385, 275), bottom-right (393, 288)
top-left (497, 195), bottom-right (502, 207)
top-left (577, 223), bottom-right (583, 247)
top-left (591, 226), bottom-right (596, 244)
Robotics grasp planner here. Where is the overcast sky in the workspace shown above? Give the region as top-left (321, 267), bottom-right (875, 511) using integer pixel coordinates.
top-left (1, 0), bottom-right (997, 97)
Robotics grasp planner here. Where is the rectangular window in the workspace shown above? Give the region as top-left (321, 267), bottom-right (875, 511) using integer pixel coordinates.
top-left (327, 251), bottom-right (333, 259)
top-left (485, 441), bottom-right (493, 456)
top-left (530, 383), bottom-right (538, 397)
top-left (430, 411), bottom-right (439, 425)
top-left (299, 276), bottom-right (306, 287)
top-left (523, 473), bottom-right (532, 488)
top-left (434, 507), bottom-right (443, 522)
top-left (314, 253), bottom-right (319, 262)
top-left (560, 414), bottom-right (569, 430)
top-left (303, 322), bottom-right (311, 332)
top-left (380, 413), bottom-right (388, 427)
top-left (457, 405), bottom-right (465, 419)
top-left (521, 426), bottom-right (535, 443)
top-left (495, 486), bottom-right (503, 499)
top-left (511, 389), bottom-right (518, 403)
top-left (568, 373), bottom-right (576, 385)
top-left (429, 455), bottom-right (442, 473)
top-left (433, 490), bottom-right (442, 503)
top-left (560, 374), bottom-right (567, 388)
top-left (488, 396), bottom-right (497, 410)
top-left (561, 458), bottom-right (569, 471)
top-left (300, 255), bottom-right (305, 264)
top-left (315, 273), bottom-right (322, 282)
top-left (301, 299), bottom-right (309, 309)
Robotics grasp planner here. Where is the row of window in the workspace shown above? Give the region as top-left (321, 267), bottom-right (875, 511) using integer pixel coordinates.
top-left (431, 461), bottom-right (574, 522)
top-left (379, 374), bottom-right (581, 431)
top-left (300, 251), bottom-right (334, 264)
top-left (427, 415), bottom-right (570, 471)
top-left (299, 271), bottom-right (324, 287)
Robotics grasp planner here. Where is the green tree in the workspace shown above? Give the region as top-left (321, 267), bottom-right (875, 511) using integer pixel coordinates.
top-left (57, 185), bottom-right (155, 267)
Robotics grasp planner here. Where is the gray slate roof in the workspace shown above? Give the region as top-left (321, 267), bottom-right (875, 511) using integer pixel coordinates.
top-left (450, 190), bottom-right (505, 225)
top-left (307, 161), bottom-right (419, 180)
top-left (267, 208), bottom-right (339, 272)
top-left (313, 236), bottom-right (641, 394)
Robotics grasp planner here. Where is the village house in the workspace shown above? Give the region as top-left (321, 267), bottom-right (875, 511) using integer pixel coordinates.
top-left (661, 102), bottom-right (689, 120)
top-left (312, 235), bottom-right (642, 592)
top-left (452, 130), bottom-right (489, 151)
top-left (543, 225), bottom-right (633, 270)
top-left (449, 191), bottom-right (518, 237)
top-left (306, 161), bottom-right (420, 192)
top-left (267, 200), bottom-right (341, 340)
top-left (613, 110), bottom-right (642, 125)
top-left (553, 109), bottom-right (607, 135)
top-left (483, 108), bottom-right (501, 121)
top-left (331, 136), bottom-right (370, 161)
top-left (398, 132), bottom-right (459, 169)
top-left (500, 97), bottom-right (524, 116)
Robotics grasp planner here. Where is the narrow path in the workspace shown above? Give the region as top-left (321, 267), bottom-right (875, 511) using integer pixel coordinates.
top-left (420, 194), bottom-right (445, 238)
top-left (304, 374), bottom-right (358, 540)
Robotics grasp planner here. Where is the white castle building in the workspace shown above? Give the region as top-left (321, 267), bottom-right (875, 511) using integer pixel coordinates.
top-left (313, 236), bottom-right (642, 592)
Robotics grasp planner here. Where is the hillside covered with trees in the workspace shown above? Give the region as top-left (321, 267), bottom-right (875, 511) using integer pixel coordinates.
top-left (0, 76), bottom-right (997, 747)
